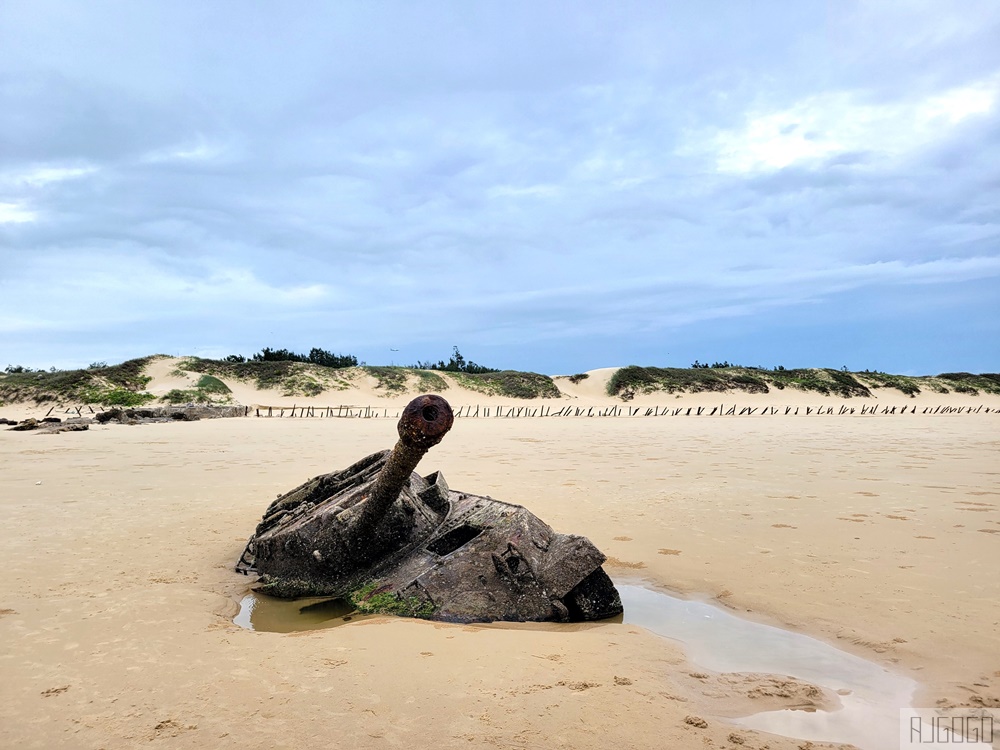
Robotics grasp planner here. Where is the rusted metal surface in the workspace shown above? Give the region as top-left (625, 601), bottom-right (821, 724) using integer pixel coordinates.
top-left (349, 395), bottom-right (453, 556)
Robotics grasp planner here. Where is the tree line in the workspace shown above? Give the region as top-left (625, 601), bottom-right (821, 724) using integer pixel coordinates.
top-left (220, 345), bottom-right (498, 373)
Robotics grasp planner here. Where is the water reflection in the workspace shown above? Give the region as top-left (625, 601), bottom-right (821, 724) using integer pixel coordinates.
top-left (619, 583), bottom-right (916, 750)
top-left (234, 594), bottom-right (361, 633)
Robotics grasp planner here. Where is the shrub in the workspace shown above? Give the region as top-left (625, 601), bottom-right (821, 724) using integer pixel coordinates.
top-left (84, 387), bottom-right (156, 406)
top-left (415, 347), bottom-right (498, 374)
top-left (250, 347), bottom-right (357, 368)
top-left (195, 374), bottom-right (231, 394)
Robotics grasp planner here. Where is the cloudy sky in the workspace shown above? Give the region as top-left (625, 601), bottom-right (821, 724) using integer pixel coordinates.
top-left (2, 1), bottom-right (999, 375)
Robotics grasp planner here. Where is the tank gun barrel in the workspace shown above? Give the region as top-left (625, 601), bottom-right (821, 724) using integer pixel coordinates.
top-left (348, 395), bottom-right (454, 552)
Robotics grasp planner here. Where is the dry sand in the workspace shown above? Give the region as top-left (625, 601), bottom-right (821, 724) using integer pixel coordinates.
top-left (1, 371), bottom-right (998, 749)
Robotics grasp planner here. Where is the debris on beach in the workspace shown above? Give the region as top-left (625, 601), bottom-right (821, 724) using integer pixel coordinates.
top-left (4, 405), bottom-right (248, 432)
top-left (8, 418), bottom-right (40, 431)
top-left (237, 394), bottom-right (623, 623)
top-left (94, 405), bottom-right (248, 425)
top-left (5, 417), bottom-right (90, 434)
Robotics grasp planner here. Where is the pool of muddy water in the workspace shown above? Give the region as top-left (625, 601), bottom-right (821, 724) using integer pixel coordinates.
top-left (235, 581), bottom-right (916, 749)
top-left (233, 593), bottom-right (372, 632)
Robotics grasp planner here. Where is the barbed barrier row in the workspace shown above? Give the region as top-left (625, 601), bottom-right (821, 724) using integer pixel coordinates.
top-left (243, 402), bottom-right (999, 419)
top-left (38, 402), bottom-right (998, 422)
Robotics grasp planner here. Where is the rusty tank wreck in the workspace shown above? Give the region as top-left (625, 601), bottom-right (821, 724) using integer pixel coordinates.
top-left (236, 394), bottom-right (622, 623)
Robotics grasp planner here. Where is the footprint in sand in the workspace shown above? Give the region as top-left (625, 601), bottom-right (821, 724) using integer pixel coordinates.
top-left (613, 536), bottom-right (633, 541)
top-left (658, 549), bottom-right (682, 556)
top-left (557, 680), bottom-right (601, 691)
top-left (41, 686), bottom-right (69, 697)
top-left (771, 523), bottom-right (796, 529)
top-left (151, 719), bottom-right (196, 738)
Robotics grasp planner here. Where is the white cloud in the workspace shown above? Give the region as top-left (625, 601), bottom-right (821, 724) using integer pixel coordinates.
top-left (487, 184), bottom-right (559, 199)
top-left (694, 77), bottom-right (1000, 174)
top-left (140, 137), bottom-right (224, 164)
top-left (0, 202), bottom-right (38, 224)
top-left (0, 164), bottom-right (98, 188)
top-left (0, 252), bottom-right (330, 334)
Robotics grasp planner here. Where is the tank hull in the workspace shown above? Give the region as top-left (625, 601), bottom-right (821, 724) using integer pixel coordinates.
top-left (238, 450), bottom-right (622, 623)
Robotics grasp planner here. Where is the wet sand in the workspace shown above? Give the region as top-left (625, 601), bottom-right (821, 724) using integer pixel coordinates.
top-left (1, 395), bottom-right (998, 749)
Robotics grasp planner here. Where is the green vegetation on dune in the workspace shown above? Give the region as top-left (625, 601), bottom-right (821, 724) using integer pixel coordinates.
top-left (362, 366), bottom-right (409, 393)
top-left (179, 357), bottom-right (349, 397)
top-left (180, 354), bottom-right (557, 400)
top-left (607, 366), bottom-right (773, 400)
top-left (764, 368), bottom-right (871, 397)
top-left (362, 366), bottom-right (450, 395)
top-left (606, 364), bottom-right (1000, 401)
top-left (854, 371), bottom-right (921, 397)
top-left (179, 358), bottom-right (457, 399)
top-left (607, 365), bottom-right (876, 400)
top-left (412, 369), bottom-right (450, 392)
top-left (181, 357), bottom-right (301, 389)
top-left (160, 374), bottom-right (233, 405)
top-left (934, 372), bottom-right (1000, 396)
top-left (450, 370), bottom-right (562, 399)
top-left (178, 346), bottom-right (360, 397)
top-left (0, 357), bottom-right (156, 405)
top-left (361, 365), bottom-right (555, 399)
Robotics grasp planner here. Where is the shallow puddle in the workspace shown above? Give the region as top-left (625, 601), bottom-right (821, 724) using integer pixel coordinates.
top-left (619, 583), bottom-right (916, 750)
top-left (236, 582), bottom-right (916, 749)
top-left (234, 594), bottom-right (370, 632)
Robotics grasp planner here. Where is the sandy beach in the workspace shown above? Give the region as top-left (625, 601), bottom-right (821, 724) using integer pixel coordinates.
top-left (1, 369), bottom-right (998, 749)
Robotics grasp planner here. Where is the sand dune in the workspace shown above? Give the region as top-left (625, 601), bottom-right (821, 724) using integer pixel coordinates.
top-left (134, 355), bottom-right (1000, 411)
